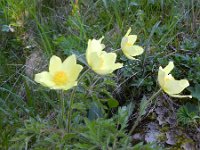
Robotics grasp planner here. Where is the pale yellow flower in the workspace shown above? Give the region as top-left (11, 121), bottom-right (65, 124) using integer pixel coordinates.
top-left (86, 37), bottom-right (123, 75)
top-left (121, 28), bottom-right (144, 60)
top-left (35, 55), bottom-right (83, 90)
top-left (158, 61), bottom-right (192, 98)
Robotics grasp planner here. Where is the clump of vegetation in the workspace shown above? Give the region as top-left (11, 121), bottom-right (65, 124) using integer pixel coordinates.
top-left (0, 0), bottom-right (199, 149)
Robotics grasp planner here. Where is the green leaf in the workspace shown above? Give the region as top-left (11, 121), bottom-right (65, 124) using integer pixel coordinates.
top-left (188, 84), bottom-right (200, 101)
top-left (88, 102), bottom-right (103, 120)
top-left (71, 102), bottom-right (86, 110)
top-left (139, 96), bottom-right (149, 116)
top-left (1, 25), bottom-right (10, 32)
top-left (177, 103), bottom-right (198, 125)
top-left (24, 80), bottom-right (34, 108)
top-left (107, 99), bottom-right (119, 108)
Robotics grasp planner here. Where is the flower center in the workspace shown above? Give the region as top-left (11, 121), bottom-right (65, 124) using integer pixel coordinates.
top-left (125, 42), bottom-right (132, 47)
top-left (53, 71), bottom-right (68, 86)
top-left (99, 56), bottom-right (104, 68)
top-left (164, 75), bottom-right (172, 81)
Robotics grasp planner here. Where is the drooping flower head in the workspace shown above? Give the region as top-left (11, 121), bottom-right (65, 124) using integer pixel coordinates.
top-left (35, 55), bottom-right (83, 90)
top-left (121, 28), bottom-right (144, 60)
top-left (86, 37), bottom-right (123, 75)
top-left (158, 61), bottom-right (192, 98)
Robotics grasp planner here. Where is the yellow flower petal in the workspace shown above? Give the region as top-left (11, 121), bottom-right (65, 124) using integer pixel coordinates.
top-left (163, 61), bottom-right (174, 74)
top-left (92, 52), bottom-right (123, 75)
top-left (164, 78), bottom-right (189, 95)
top-left (113, 63), bottom-right (123, 70)
top-left (121, 37), bottom-right (128, 50)
top-left (68, 65), bottom-right (83, 81)
top-left (123, 45), bottom-right (144, 58)
top-left (62, 54), bottom-right (76, 74)
top-left (158, 67), bottom-right (166, 89)
top-left (101, 52), bottom-right (117, 67)
top-left (124, 54), bottom-right (137, 60)
top-left (101, 52), bottom-right (123, 70)
top-left (86, 37), bottom-right (105, 65)
top-left (127, 35), bottom-right (137, 45)
top-left (168, 94), bottom-right (192, 98)
top-left (35, 71), bottom-right (55, 87)
top-left (158, 62), bottom-right (174, 89)
top-left (59, 54), bottom-right (83, 82)
top-left (88, 52), bottom-right (103, 69)
top-left (62, 81), bottom-right (77, 90)
top-left (89, 38), bottom-right (105, 53)
top-left (125, 27), bottom-right (132, 36)
top-left (49, 55), bottom-right (62, 75)
top-left (89, 52), bottom-right (123, 75)
top-left (52, 81), bottom-right (77, 91)
top-left (63, 54), bottom-right (76, 66)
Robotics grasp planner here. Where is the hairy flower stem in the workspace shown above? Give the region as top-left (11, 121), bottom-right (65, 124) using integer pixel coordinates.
top-left (67, 68), bottom-right (90, 133)
top-left (112, 48), bottom-right (121, 53)
top-left (67, 87), bottom-right (76, 132)
top-left (129, 88), bottom-right (162, 135)
top-left (59, 91), bottom-right (65, 128)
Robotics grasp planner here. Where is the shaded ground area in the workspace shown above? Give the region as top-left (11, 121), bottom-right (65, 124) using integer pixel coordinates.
top-left (131, 94), bottom-right (200, 149)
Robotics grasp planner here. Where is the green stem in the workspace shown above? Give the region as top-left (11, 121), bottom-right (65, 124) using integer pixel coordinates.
top-left (148, 88), bottom-right (162, 103)
top-left (129, 88), bottom-right (162, 135)
top-left (61, 91), bottom-right (65, 124)
top-left (112, 48), bottom-right (121, 53)
top-left (67, 86), bottom-right (76, 132)
top-left (67, 68), bottom-right (90, 133)
top-left (59, 91), bottom-right (65, 128)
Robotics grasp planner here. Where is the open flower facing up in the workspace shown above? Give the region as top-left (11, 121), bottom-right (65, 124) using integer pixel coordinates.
top-left (121, 28), bottom-right (144, 60)
top-left (35, 55), bottom-right (83, 90)
top-left (86, 37), bottom-right (123, 75)
top-left (158, 61), bottom-right (192, 98)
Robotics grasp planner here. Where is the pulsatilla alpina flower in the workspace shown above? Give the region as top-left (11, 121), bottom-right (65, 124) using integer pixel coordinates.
top-left (35, 55), bottom-right (83, 90)
top-left (121, 28), bottom-right (144, 60)
top-left (86, 37), bottom-right (123, 75)
top-left (158, 61), bottom-right (192, 98)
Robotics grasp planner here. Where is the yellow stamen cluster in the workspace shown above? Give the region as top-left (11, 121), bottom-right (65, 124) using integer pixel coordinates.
top-left (53, 71), bottom-right (68, 86)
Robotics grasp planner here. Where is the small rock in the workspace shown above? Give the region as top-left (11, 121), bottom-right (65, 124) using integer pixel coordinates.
top-left (157, 115), bottom-right (167, 125)
top-left (25, 50), bottom-right (47, 78)
top-left (132, 133), bottom-right (144, 141)
top-left (145, 131), bottom-right (160, 143)
top-left (167, 116), bottom-right (177, 127)
top-left (181, 142), bottom-right (195, 150)
top-left (155, 107), bottom-right (168, 115)
top-left (166, 131), bottom-right (176, 145)
top-left (145, 122), bottom-right (160, 143)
